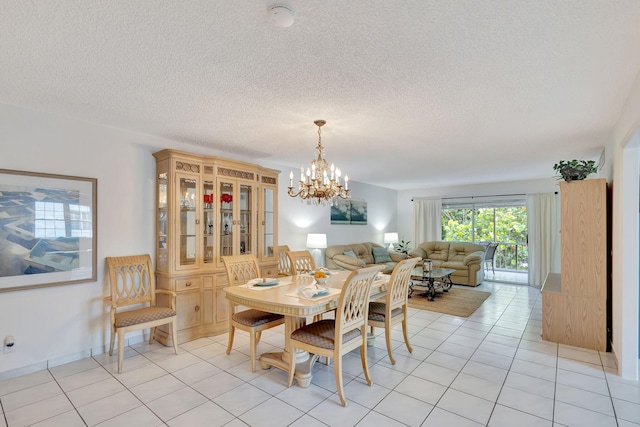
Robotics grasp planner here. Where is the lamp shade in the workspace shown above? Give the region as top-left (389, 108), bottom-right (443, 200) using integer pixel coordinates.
top-left (383, 233), bottom-right (399, 244)
top-left (306, 233), bottom-right (327, 249)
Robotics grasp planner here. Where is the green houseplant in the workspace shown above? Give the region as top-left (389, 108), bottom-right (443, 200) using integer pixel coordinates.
top-left (395, 239), bottom-right (411, 254)
top-left (553, 160), bottom-right (598, 182)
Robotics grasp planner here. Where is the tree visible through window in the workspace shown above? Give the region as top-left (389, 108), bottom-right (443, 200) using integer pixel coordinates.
top-left (442, 201), bottom-right (528, 271)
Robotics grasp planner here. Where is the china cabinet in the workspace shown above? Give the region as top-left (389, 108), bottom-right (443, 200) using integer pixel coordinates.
top-left (152, 149), bottom-right (279, 344)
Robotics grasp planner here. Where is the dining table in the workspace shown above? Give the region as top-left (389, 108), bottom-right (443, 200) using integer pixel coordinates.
top-left (223, 269), bottom-right (389, 387)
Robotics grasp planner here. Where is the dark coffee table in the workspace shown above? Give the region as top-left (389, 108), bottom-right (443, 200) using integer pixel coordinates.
top-left (409, 266), bottom-right (455, 300)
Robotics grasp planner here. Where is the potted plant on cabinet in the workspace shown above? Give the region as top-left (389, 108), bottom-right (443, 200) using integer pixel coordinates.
top-left (553, 160), bottom-right (598, 182)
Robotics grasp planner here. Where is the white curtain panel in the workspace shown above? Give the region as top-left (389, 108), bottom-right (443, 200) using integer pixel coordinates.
top-left (413, 198), bottom-right (442, 243)
top-left (526, 193), bottom-right (559, 288)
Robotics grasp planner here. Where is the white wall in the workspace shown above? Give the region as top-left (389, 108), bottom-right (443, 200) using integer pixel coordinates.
top-left (0, 104), bottom-right (398, 377)
top-left (609, 68), bottom-right (640, 380)
top-left (0, 105), bottom-right (215, 377)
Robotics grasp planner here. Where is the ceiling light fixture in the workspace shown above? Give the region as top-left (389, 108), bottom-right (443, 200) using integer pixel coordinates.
top-left (269, 4), bottom-right (295, 28)
top-left (288, 120), bottom-right (350, 206)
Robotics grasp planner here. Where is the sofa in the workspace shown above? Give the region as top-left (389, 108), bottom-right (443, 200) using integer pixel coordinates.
top-left (408, 241), bottom-right (485, 286)
top-left (325, 242), bottom-right (408, 274)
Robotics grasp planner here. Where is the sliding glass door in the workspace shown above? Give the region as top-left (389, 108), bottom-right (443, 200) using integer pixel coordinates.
top-left (442, 199), bottom-right (529, 274)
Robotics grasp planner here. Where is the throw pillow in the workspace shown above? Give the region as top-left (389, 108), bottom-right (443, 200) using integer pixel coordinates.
top-left (372, 247), bottom-right (392, 263)
top-left (343, 250), bottom-right (357, 258)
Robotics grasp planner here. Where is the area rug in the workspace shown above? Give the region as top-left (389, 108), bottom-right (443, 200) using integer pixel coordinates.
top-left (406, 287), bottom-right (491, 317)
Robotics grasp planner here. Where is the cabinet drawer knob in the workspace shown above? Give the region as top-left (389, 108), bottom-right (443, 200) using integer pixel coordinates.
top-left (185, 282), bottom-right (191, 287)
top-left (195, 305), bottom-right (200, 312)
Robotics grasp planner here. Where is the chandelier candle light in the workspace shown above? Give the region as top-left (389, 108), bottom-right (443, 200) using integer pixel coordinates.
top-left (288, 120), bottom-right (350, 206)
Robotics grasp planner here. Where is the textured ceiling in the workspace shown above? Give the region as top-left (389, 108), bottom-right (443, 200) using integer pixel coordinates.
top-left (1, 1), bottom-right (640, 190)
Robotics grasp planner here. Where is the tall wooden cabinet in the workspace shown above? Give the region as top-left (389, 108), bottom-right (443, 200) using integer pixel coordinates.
top-left (542, 178), bottom-right (608, 351)
top-left (152, 149), bottom-right (279, 344)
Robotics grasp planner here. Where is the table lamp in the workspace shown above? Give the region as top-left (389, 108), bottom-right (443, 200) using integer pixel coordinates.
top-left (306, 233), bottom-right (327, 267)
top-left (384, 232), bottom-right (399, 251)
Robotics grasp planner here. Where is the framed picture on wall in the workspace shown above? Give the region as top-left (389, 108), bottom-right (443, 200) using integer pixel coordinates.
top-left (330, 202), bottom-right (351, 224)
top-left (349, 201), bottom-right (367, 225)
top-left (330, 200), bottom-right (367, 225)
top-left (0, 169), bottom-right (97, 292)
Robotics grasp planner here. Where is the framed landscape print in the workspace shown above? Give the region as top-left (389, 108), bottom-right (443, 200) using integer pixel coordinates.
top-left (0, 169), bottom-right (97, 292)
top-left (330, 201), bottom-right (367, 225)
top-left (349, 201), bottom-right (367, 224)
top-left (330, 202), bottom-right (350, 224)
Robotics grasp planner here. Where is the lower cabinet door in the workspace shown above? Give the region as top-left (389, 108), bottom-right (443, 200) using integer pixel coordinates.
top-left (176, 290), bottom-right (202, 330)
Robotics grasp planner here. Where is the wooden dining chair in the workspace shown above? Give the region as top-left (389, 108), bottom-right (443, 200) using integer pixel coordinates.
top-left (287, 249), bottom-right (333, 323)
top-left (222, 254), bottom-right (285, 372)
top-left (276, 245), bottom-right (292, 276)
top-left (286, 250), bottom-right (317, 275)
top-left (287, 265), bottom-right (380, 406)
top-left (368, 257), bottom-right (421, 365)
top-left (105, 254), bottom-right (178, 373)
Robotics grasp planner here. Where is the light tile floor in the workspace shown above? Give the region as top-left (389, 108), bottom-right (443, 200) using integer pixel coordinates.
top-left (484, 269), bottom-right (528, 285)
top-left (1, 282), bottom-right (639, 426)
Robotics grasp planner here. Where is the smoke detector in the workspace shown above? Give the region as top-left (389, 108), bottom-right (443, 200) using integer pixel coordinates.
top-left (269, 4), bottom-right (295, 28)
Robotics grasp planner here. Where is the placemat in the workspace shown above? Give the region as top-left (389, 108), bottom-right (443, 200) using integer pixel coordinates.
top-left (240, 278), bottom-right (293, 290)
top-left (285, 287), bottom-right (341, 300)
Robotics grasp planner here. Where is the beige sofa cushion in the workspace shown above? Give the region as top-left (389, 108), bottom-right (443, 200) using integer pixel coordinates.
top-left (389, 251), bottom-right (408, 263)
top-left (413, 241), bottom-right (450, 261)
top-left (326, 243), bottom-right (375, 264)
top-left (448, 242), bottom-right (484, 264)
top-left (333, 254), bottom-right (366, 268)
top-left (441, 261), bottom-right (466, 270)
top-left (325, 242), bottom-right (406, 273)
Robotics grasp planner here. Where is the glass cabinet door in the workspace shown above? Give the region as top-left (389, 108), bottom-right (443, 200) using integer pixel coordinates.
top-left (178, 174), bottom-right (198, 267)
top-left (157, 171), bottom-right (168, 270)
top-left (262, 186), bottom-right (275, 260)
top-left (239, 184), bottom-right (252, 254)
top-left (203, 179), bottom-right (214, 264)
top-left (219, 181), bottom-right (234, 257)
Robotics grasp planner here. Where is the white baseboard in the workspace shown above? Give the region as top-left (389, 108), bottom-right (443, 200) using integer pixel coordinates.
top-left (0, 361), bottom-right (48, 382)
top-left (0, 332), bottom-right (150, 381)
top-left (47, 350), bottom-right (93, 369)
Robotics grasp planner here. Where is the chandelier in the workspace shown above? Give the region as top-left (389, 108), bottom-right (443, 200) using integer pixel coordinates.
top-left (288, 120), bottom-right (350, 206)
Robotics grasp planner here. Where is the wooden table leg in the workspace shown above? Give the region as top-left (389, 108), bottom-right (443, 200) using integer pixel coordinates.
top-left (258, 315), bottom-right (317, 387)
